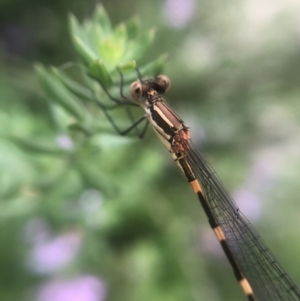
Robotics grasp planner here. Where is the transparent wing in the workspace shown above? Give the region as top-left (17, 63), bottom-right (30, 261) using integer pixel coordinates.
top-left (186, 145), bottom-right (300, 301)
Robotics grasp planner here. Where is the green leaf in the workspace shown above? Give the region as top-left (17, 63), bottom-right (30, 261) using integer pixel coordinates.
top-left (126, 17), bottom-right (140, 40)
top-left (88, 59), bottom-right (113, 87)
top-left (98, 38), bottom-right (126, 69)
top-left (68, 13), bottom-right (80, 36)
top-left (123, 29), bottom-right (155, 62)
top-left (110, 54), bottom-right (168, 84)
top-left (117, 61), bottom-right (137, 74)
top-left (67, 6), bottom-right (165, 79)
top-left (72, 35), bottom-right (98, 66)
top-left (138, 53), bottom-right (169, 76)
top-left (77, 162), bottom-right (117, 196)
top-left (68, 122), bottom-right (93, 136)
top-left (52, 67), bottom-right (93, 102)
top-left (113, 23), bottom-right (127, 41)
top-left (93, 4), bottom-right (112, 36)
top-left (9, 135), bottom-right (68, 155)
top-left (35, 63), bottom-right (87, 121)
top-left (69, 15), bottom-right (97, 65)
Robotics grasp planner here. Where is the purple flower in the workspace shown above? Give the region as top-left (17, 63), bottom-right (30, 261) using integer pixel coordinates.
top-left (55, 135), bottom-right (74, 150)
top-left (28, 231), bottom-right (82, 274)
top-left (162, 0), bottom-right (196, 28)
top-left (36, 276), bottom-right (106, 301)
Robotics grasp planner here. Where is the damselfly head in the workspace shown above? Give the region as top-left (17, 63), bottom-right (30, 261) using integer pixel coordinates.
top-left (155, 75), bottom-right (171, 94)
top-left (130, 80), bottom-right (143, 100)
top-left (130, 75), bottom-right (171, 100)
top-left (153, 75), bottom-right (171, 94)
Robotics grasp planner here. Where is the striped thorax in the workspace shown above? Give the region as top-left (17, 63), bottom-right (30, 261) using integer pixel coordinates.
top-left (130, 75), bottom-right (190, 158)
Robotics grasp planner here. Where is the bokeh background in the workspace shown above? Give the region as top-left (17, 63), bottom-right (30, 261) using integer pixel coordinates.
top-left (1, 0), bottom-right (300, 300)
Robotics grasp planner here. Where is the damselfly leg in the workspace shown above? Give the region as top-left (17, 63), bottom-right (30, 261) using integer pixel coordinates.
top-left (93, 67), bottom-right (149, 138)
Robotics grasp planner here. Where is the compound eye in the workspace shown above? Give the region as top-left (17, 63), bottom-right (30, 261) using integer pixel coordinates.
top-left (156, 75), bottom-right (171, 93)
top-left (130, 81), bottom-right (143, 99)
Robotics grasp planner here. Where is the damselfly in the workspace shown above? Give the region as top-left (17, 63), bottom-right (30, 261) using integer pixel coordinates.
top-left (96, 69), bottom-right (300, 301)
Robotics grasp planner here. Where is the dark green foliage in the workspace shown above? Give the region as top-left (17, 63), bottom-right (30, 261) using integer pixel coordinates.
top-left (1, 1), bottom-right (300, 301)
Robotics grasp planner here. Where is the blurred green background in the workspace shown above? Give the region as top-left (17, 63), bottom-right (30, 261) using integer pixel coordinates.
top-left (1, 0), bottom-right (300, 301)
